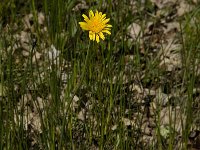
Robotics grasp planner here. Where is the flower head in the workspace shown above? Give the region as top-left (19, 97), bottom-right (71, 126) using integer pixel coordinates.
top-left (79, 10), bottom-right (112, 43)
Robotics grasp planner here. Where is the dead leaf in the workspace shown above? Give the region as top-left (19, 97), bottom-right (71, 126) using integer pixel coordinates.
top-left (127, 22), bottom-right (142, 40)
top-left (177, 1), bottom-right (194, 16)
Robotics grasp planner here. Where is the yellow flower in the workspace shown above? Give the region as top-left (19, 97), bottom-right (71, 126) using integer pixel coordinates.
top-left (79, 10), bottom-right (112, 43)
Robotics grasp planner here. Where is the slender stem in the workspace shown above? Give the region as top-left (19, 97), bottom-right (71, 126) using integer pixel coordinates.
top-left (66, 41), bottom-right (91, 112)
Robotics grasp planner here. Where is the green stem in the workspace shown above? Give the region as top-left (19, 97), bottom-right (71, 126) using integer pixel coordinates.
top-left (66, 41), bottom-right (91, 112)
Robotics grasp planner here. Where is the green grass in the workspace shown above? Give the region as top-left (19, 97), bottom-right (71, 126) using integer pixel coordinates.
top-left (0, 0), bottom-right (200, 149)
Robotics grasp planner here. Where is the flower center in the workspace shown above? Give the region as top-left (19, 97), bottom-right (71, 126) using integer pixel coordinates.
top-left (89, 18), bottom-right (103, 33)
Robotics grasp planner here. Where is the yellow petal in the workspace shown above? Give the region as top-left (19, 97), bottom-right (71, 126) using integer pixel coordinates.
top-left (89, 10), bottom-right (94, 18)
top-left (101, 14), bottom-right (106, 20)
top-left (102, 18), bottom-right (110, 24)
top-left (96, 35), bottom-right (100, 43)
top-left (89, 31), bottom-right (93, 40)
top-left (92, 33), bottom-right (95, 40)
top-left (102, 30), bottom-right (111, 35)
top-left (99, 32), bottom-right (105, 40)
top-left (79, 22), bottom-right (89, 30)
top-left (89, 31), bottom-right (95, 41)
top-left (82, 14), bottom-right (89, 22)
top-left (95, 10), bottom-right (99, 16)
top-left (106, 24), bottom-right (112, 28)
